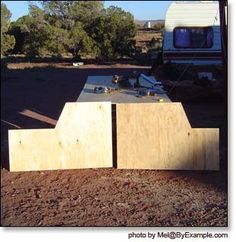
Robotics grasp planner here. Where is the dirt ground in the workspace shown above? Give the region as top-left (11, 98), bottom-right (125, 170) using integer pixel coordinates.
top-left (1, 62), bottom-right (227, 226)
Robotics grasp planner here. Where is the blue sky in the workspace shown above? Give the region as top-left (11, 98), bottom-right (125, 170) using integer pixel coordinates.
top-left (3, 1), bottom-right (172, 21)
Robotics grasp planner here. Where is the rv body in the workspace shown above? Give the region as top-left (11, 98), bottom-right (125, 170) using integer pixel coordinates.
top-left (163, 1), bottom-right (222, 65)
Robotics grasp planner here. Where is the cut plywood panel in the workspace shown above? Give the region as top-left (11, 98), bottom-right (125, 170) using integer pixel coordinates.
top-left (116, 103), bottom-right (219, 170)
top-left (9, 102), bottom-right (112, 171)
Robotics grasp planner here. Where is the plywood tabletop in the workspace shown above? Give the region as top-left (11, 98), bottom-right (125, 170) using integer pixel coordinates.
top-left (77, 76), bottom-right (171, 103)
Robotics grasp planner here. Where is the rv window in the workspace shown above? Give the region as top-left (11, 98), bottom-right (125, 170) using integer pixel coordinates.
top-left (174, 27), bottom-right (213, 48)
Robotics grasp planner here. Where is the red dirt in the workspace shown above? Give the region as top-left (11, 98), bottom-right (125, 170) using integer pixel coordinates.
top-left (1, 63), bottom-right (227, 226)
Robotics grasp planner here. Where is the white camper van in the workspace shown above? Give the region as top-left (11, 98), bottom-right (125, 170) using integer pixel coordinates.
top-left (163, 1), bottom-right (222, 65)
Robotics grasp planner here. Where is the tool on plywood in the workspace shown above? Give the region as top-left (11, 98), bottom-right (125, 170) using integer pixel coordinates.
top-left (94, 86), bottom-right (119, 94)
top-left (112, 75), bottom-right (132, 88)
top-left (136, 88), bottom-right (165, 97)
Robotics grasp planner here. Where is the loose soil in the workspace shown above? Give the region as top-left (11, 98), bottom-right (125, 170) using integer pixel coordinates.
top-left (1, 62), bottom-right (227, 226)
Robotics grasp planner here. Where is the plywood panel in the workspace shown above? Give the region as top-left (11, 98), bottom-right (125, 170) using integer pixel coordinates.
top-left (191, 129), bottom-right (219, 170)
top-left (116, 103), bottom-right (219, 170)
top-left (9, 102), bottom-right (112, 171)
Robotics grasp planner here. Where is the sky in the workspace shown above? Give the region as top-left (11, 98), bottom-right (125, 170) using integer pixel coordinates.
top-left (3, 1), bottom-right (172, 21)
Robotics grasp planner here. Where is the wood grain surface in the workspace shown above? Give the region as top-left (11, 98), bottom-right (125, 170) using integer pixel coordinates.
top-left (9, 102), bottom-right (113, 171)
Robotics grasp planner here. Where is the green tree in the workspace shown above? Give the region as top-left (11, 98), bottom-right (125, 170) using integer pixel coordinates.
top-left (9, 9), bottom-right (41, 55)
top-left (40, 1), bottom-right (104, 29)
top-left (1, 34), bottom-right (15, 55)
top-left (106, 6), bottom-right (136, 58)
top-left (9, 18), bottom-right (28, 54)
top-left (38, 1), bottom-right (104, 57)
top-left (1, 3), bottom-right (15, 55)
top-left (24, 4), bottom-right (51, 56)
top-left (67, 22), bottom-right (99, 57)
top-left (9, 5), bottom-right (69, 57)
top-left (44, 25), bottom-right (69, 56)
top-left (41, 1), bottom-right (75, 30)
top-left (89, 6), bottom-right (136, 60)
top-left (67, 1), bottom-right (104, 27)
top-left (1, 2), bottom-right (11, 33)
top-left (5, 1), bottom-right (137, 59)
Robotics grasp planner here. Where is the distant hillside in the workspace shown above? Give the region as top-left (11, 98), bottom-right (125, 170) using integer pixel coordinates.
top-left (134, 19), bottom-right (165, 28)
top-left (135, 28), bottom-right (163, 52)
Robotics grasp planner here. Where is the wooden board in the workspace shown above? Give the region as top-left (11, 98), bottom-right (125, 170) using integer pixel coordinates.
top-left (116, 103), bottom-right (219, 170)
top-left (77, 76), bottom-right (171, 103)
top-left (9, 102), bottom-right (112, 171)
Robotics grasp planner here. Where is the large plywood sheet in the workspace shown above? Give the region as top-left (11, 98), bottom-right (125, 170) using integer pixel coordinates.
top-left (9, 102), bottom-right (112, 171)
top-left (116, 103), bottom-right (219, 170)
